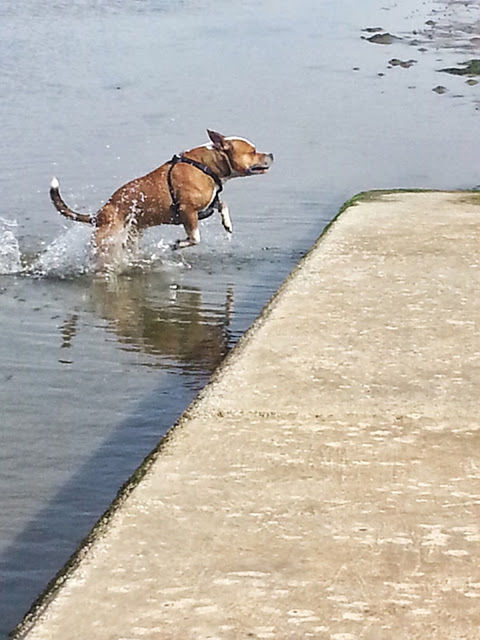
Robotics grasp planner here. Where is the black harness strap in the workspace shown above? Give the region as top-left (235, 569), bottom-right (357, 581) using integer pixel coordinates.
top-left (167, 154), bottom-right (223, 223)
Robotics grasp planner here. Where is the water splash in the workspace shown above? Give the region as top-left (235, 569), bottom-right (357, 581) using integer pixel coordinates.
top-left (28, 226), bottom-right (188, 279)
top-left (29, 225), bottom-right (95, 278)
top-left (0, 217), bottom-right (22, 274)
top-left (0, 214), bottom-right (193, 280)
top-left (139, 234), bottom-right (192, 271)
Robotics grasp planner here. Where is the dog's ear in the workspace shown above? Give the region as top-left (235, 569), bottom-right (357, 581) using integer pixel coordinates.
top-left (207, 129), bottom-right (229, 151)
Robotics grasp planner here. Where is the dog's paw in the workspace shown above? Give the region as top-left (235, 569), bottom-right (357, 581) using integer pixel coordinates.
top-left (172, 238), bottom-right (196, 250)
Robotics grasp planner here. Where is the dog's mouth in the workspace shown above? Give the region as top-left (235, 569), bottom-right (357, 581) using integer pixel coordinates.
top-left (246, 164), bottom-right (271, 175)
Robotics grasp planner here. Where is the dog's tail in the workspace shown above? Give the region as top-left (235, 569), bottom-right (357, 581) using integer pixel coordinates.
top-left (49, 177), bottom-right (93, 224)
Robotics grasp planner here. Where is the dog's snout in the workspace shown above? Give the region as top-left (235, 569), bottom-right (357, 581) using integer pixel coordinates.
top-left (268, 153), bottom-right (274, 162)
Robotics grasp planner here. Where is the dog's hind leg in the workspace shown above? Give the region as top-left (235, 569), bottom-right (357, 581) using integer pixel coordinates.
top-left (93, 221), bottom-right (130, 270)
top-left (123, 224), bottom-right (140, 259)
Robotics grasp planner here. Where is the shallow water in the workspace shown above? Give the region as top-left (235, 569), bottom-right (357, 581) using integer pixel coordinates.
top-left (1, 0), bottom-right (480, 635)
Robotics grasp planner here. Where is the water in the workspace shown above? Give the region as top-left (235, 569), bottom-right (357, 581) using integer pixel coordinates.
top-left (2, 0), bottom-right (480, 635)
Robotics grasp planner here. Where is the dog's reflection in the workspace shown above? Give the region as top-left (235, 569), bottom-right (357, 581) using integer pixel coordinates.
top-left (60, 273), bottom-right (235, 375)
top-left (60, 313), bottom-right (79, 350)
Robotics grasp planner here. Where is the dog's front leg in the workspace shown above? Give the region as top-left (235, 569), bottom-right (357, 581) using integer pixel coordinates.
top-left (218, 200), bottom-right (232, 234)
top-left (173, 209), bottom-right (201, 250)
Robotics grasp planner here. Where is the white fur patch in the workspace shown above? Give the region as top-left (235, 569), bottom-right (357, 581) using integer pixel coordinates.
top-left (50, 176), bottom-right (59, 189)
top-left (203, 184), bottom-right (220, 210)
top-left (191, 227), bottom-right (200, 244)
top-left (225, 136), bottom-right (255, 147)
top-left (204, 136), bottom-right (255, 149)
top-left (220, 202), bottom-right (232, 233)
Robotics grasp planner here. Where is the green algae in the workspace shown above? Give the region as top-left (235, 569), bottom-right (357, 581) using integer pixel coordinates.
top-left (439, 59), bottom-right (480, 76)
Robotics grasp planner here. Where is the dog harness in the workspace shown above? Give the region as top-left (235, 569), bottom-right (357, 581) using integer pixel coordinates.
top-left (167, 154), bottom-right (224, 223)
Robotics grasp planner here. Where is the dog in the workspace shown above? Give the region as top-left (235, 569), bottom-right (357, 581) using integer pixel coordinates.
top-left (50, 130), bottom-right (273, 261)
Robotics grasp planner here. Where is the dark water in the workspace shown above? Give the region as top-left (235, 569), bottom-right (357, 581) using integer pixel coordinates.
top-left (1, 0), bottom-right (480, 635)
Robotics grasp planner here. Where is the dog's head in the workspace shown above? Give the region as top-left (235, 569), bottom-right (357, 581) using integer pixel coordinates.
top-left (207, 129), bottom-right (273, 178)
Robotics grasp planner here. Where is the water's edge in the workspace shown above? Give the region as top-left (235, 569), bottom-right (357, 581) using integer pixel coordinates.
top-left (11, 188), bottom-right (366, 639)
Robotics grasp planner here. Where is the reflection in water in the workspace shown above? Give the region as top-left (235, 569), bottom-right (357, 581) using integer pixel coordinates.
top-left (59, 314), bottom-right (79, 350)
top-left (85, 274), bottom-right (234, 374)
top-left (0, 274), bottom-right (235, 637)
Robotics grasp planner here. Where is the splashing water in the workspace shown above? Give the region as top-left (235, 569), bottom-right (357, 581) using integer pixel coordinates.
top-left (0, 218), bottom-right (22, 274)
top-left (29, 225), bottom-right (95, 278)
top-left (28, 226), bottom-right (189, 279)
top-left (0, 213), bottom-right (192, 280)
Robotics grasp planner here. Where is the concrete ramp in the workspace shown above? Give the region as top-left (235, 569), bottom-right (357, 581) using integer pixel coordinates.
top-left (14, 191), bottom-right (480, 639)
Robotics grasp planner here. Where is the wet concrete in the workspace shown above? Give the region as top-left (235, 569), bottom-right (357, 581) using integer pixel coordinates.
top-left (14, 191), bottom-right (480, 639)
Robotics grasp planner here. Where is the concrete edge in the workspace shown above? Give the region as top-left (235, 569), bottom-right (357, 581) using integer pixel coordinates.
top-left (11, 187), bottom-right (478, 639)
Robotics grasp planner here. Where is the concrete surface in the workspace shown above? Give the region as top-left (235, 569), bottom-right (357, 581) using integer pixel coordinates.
top-left (14, 191), bottom-right (480, 639)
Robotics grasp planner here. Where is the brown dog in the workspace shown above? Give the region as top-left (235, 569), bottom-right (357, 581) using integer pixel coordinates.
top-left (50, 130), bottom-right (273, 260)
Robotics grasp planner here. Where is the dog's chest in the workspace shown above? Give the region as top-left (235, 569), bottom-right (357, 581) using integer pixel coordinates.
top-left (198, 185), bottom-right (221, 220)
top-left (204, 184), bottom-right (221, 210)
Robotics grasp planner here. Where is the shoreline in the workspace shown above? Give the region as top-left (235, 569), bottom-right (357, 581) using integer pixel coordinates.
top-left (14, 190), bottom-right (480, 639)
